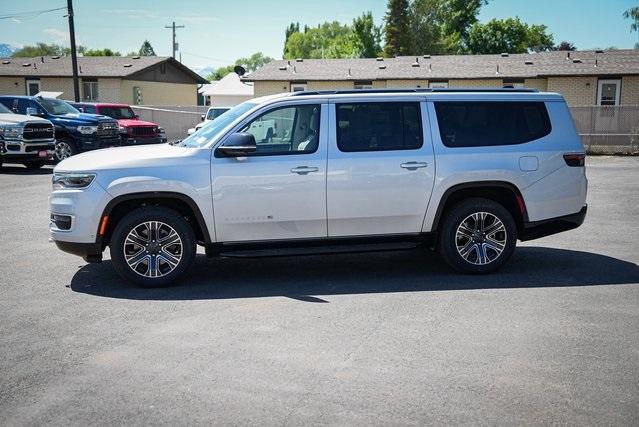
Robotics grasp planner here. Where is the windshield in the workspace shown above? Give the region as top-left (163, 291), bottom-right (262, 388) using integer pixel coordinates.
top-left (39, 98), bottom-right (79, 115)
top-left (0, 102), bottom-right (11, 114)
top-left (180, 102), bottom-right (256, 147)
top-left (99, 106), bottom-right (136, 119)
top-left (206, 108), bottom-right (229, 120)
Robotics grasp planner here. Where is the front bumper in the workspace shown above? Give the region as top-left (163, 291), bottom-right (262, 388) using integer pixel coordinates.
top-left (519, 205), bottom-right (587, 241)
top-left (75, 136), bottom-right (120, 151)
top-left (53, 240), bottom-right (103, 262)
top-left (2, 139), bottom-right (55, 160)
top-left (120, 135), bottom-right (164, 146)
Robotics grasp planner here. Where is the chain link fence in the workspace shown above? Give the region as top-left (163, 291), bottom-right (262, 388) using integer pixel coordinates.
top-left (132, 104), bottom-right (639, 154)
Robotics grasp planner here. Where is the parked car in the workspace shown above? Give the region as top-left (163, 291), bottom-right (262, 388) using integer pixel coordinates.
top-left (70, 102), bottom-right (166, 146)
top-left (0, 101), bottom-right (55, 169)
top-left (187, 106), bottom-right (230, 135)
top-left (0, 96), bottom-right (119, 162)
top-left (50, 88), bottom-right (587, 287)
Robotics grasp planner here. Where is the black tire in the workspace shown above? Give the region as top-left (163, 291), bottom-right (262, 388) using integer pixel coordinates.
top-left (54, 138), bottom-right (78, 162)
top-left (23, 160), bottom-right (46, 169)
top-left (110, 206), bottom-right (197, 287)
top-left (438, 198), bottom-right (517, 274)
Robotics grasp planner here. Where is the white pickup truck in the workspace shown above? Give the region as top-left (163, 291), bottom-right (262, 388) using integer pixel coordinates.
top-left (0, 102), bottom-right (55, 169)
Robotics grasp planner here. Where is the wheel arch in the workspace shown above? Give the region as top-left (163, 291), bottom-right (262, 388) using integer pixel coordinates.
top-left (97, 192), bottom-right (212, 248)
top-left (430, 181), bottom-right (528, 234)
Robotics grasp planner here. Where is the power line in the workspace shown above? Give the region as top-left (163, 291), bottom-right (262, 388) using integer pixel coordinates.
top-left (0, 6), bottom-right (66, 21)
top-left (164, 21), bottom-right (185, 59)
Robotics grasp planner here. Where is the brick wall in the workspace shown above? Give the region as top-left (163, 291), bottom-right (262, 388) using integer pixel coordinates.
top-left (96, 78), bottom-right (121, 103)
top-left (449, 79), bottom-right (502, 88)
top-left (254, 81), bottom-right (290, 97)
top-left (388, 79), bottom-right (430, 88)
top-left (0, 77), bottom-right (24, 95)
top-left (120, 80), bottom-right (197, 105)
top-left (524, 78), bottom-right (548, 91)
top-left (547, 76), bottom-right (597, 106)
top-left (621, 75), bottom-right (639, 105)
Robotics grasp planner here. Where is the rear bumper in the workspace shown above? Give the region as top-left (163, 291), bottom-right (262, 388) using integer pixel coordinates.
top-left (519, 205), bottom-right (587, 241)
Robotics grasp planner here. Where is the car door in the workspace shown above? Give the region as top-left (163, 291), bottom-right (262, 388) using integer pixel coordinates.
top-left (327, 98), bottom-right (435, 236)
top-left (210, 101), bottom-right (328, 242)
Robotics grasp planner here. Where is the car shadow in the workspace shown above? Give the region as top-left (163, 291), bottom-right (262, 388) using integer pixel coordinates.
top-left (69, 247), bottom-right (639, 302)
top-left (0, 165), bottom-right (53, 175)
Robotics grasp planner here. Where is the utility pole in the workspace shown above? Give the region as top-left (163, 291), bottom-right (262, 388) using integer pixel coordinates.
top-left (164, 21), bottom-right (185, 59)
top-left (67, 0), bottom-right (80, 101)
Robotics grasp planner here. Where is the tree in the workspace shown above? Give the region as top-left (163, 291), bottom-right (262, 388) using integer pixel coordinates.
top-left (555, 41), bottom-right (576, 51)
top-left (12, 43), bottom-right (66, 57)
top-left (83, 48), bottom-right (121, 56)
top-left (383, 0), bottom-right (412, 57)
top-left (206, 52), bottom-right (274, 81)
top-left (624, 7), bottom-right (639, 33)
top-left (353, 12), bottom-right (382, 57)
top-left (283, 21), bottom-right (359, 59)
top-left (466, 17), bottom-right (554, 54)
top-left (138, 40), bottom-right (156, 56)
top-left (284, 22), bottom-right (300, 56)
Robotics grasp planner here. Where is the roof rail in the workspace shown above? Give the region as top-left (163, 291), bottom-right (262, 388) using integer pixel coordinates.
top-left (289, 87), bottom-right (539, 96)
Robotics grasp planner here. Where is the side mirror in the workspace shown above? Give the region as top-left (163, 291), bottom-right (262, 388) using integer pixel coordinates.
top-left (200, 114), bottom-right (205, 121)
top-left (26, 107), bottom-right (39, 116)
top-left (77, 107), bottom-right (85, 113)
top-left (215, 132), bottom-right (257, 157)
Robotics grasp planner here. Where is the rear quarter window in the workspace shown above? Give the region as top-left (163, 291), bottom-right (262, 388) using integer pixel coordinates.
top-left (434, 101), bottom-right (551, 147)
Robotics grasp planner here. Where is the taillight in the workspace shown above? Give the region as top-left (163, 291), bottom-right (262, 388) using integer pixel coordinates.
top-left (563, 153), bottom-right (585, 167)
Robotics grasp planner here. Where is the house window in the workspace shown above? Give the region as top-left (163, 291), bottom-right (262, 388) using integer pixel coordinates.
top-left (429, 81), bottom-right (448, 88)
top-left (82, 79), bottom-right (99, 101)
top-left (597, 79), bottom-right (621, 106)
top-left (503, 79), bottom-right (525, 88)
top-left (354, 80), bottom-right (373, 90)
top-left (25, 79), bottom-right (41, 96)
top-left (290, 83), bottom-right (307, 92)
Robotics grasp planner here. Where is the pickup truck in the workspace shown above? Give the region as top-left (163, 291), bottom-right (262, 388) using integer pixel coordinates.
top-left (0, 96), bottom-right (120, 162)
top-left (0, 101), bottom-right (55, 169)
top-left (70, 102), bottom-right (166, 146)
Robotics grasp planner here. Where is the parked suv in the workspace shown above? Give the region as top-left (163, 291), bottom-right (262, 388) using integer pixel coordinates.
top-left (70, 102), bottom-right (166, 146)
top-left (0, 96), bottom-right (119, 162)
top-left (0, 101), bottom-right (55, 169)
top-left (50, 89), bottom-right (587, 287)
top-left (187, 106), bottom-right (230, 135)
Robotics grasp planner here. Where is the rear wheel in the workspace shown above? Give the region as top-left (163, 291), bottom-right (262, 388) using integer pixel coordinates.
top-left (54, 139), bottom-right (77, 162)
top-left (23, 160), bottom-right (46, 169)
top-left (438, 198), bottom-right (517, 274)
top-left (110, 207), bottom-right (197, 287)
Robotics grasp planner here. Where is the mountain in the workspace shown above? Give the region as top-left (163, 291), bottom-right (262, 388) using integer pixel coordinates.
top-left (0, 43), bottom-right (17, 57)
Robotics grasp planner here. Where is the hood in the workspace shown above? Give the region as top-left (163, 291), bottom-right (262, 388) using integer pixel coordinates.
top-left (50, 112), bottom-right (115, 125)
top-left (55, 143), bottom-right (200, 172)
top-left (0, 113), bottom-right (51, 125)
top-left (117, 119), bottom-right (157, 128)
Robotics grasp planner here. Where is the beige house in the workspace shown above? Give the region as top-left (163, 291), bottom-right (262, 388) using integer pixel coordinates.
top-left (0, 56), bottom-right (207, 105)
top-left (244, 49), bottom-right (639, 106)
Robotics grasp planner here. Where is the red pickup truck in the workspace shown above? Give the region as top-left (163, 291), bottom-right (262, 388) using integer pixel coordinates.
top-left (70, 102), bottom-right (166, 145)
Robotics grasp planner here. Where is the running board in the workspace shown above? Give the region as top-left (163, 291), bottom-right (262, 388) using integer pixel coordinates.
top-left (219, 241), bottom-right (420, 258)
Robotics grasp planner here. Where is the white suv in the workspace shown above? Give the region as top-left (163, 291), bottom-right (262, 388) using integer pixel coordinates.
top-left (50, 89), bottom-right (587, 287)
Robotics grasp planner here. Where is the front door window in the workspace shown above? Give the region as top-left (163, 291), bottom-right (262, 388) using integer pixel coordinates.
top-left (597, 79), bottom-right (621, 106)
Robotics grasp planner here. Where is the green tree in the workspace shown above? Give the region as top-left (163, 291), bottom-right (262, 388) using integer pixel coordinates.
top-left (353, 12), bottom-right (382, 57)
top-left (12, 42), bottom-right (66, 57)
top-left (284, 22), bottom-right (300, 56)
top-left (624, 6), bottom-right (639, 48)
top-left (284, 21), bottom-right (358, 59)
top-left (138, 40), bottom-right (156, 56)
top-left (83, 48), bottom-right (121, 56)
top-left (206, 52), bottom-right (274, 81)
top-left (383, 0), bottom-right (412, 57)
top-left (466, 17), bottom-right (554, 54)
top-left (555, 41), bottom-right (576, 51)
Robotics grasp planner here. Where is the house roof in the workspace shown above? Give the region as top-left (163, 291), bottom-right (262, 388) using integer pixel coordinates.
top-left (244, 49), bottom-right (639, 82)
top-left (201, 72), bottom-right (253, 96)
top-left (0, 55), bottom-right (208, 83)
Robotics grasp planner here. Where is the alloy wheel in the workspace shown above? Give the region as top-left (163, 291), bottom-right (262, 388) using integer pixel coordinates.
top-left (455, 211), bottom-right (507, 265)
top-left (55, 141), bottom-right (73, 161)
top-left (123, 221), bottom-right (183, 278)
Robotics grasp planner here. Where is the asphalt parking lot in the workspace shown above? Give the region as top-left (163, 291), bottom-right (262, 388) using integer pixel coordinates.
top-left (0, 156), bottom-right (638, 425)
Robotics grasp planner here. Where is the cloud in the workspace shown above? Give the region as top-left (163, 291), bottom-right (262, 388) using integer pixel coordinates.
top-left (43, 28), bottom-right (69, 44)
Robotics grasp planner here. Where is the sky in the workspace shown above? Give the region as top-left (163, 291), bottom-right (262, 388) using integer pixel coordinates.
top-left (1, 0), bottom-right (637, 73)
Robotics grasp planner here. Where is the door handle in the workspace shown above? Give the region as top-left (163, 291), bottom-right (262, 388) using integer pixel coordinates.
top-left (400, 161), bottom-right (428, 170)
top-left (291, 166), bottom-right (319, 175)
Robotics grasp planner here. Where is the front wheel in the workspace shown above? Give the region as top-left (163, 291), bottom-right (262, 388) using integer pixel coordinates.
top-left (438, 198), bottom-right (517, 274)
top-left (54, 139), bottom-right (78, 162)
top-left (110, 207), bottom-right (197, 287)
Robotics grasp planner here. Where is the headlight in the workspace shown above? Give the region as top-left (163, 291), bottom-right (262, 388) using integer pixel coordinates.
top-left (0, 125), bottom-right (23, 140)
top-left (52, 172), bottom-right (96, 190)
top-left (118, 126), bottom-right (127, 133)
top-left (158, 127), bottom-right (165, 134)
top-left (76, 125), bottom-right (97, 134)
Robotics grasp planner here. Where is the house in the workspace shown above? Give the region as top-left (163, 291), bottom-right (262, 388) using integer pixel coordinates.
top-left (244, 49), bottom-right (639, 106)
top-left (0, 56), bottom-right (208, 105)
top-left (200, 72), bottom-right (254, 107)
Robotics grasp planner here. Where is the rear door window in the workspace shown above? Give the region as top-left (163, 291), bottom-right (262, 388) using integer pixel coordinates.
top-left (336, 102), bottom-right (423, 152)
top-left (434, 101), bottom-right (551, 147)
